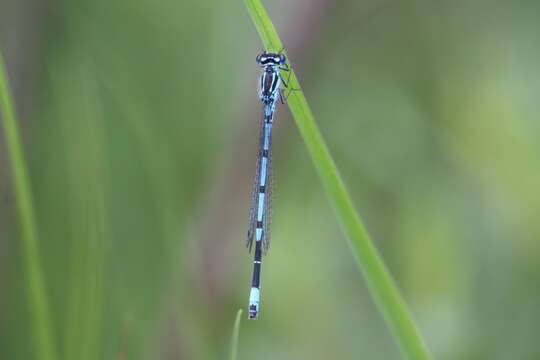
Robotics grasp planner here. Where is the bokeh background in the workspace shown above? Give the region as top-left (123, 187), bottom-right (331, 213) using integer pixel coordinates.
top-left (1, 0), bottom-right (540, 359)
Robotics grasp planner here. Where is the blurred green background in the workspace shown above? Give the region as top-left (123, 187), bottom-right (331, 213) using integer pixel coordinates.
top-left (1, 0), bottom-right (540, 359)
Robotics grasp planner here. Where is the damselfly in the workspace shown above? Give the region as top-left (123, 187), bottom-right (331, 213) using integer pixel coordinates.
top-left (246, 51), bottom-right (291, 320)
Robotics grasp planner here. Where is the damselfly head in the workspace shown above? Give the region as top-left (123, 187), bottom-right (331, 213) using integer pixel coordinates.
top-left (256, 52), bottom-right (286, 66)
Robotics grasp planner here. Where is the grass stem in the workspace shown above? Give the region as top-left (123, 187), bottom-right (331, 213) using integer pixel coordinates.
top-left (0, 51), bottom-right (57, 360)
top-left (229, 309), bottom-right (243, 360)
top-left (243, 2), bottom-right (432, 358)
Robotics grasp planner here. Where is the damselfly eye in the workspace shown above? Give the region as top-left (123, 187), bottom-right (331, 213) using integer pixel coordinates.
top-left (279, 54), bottom-right (286, 64)
top-left (256, 54), bottom-right (262, 64)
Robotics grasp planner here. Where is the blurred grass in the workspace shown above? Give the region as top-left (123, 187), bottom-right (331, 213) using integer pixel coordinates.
top-left (244, 0), bottom-right (431, 358)
top-left (0, 51), bottom-right (57, 360)
top-left (229, 309), bottom-right (243, 360)
top-left (61, 67), bottom-right (109, 360)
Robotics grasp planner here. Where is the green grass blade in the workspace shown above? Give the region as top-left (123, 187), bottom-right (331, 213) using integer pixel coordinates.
top-left (243, 1), bottom-right (432, 359)
top-left (229, 309), bottom-right (243, 360)
top-left (0, 51), bottom-right (57, 360)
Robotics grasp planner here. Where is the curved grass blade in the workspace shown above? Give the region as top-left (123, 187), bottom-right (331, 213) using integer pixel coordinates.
top-left (243, 1), bottom-right (432, 359)
top-left (229, 309), bottom-right (243, 360)
top-left (0, 52), bottom-right (57, 360)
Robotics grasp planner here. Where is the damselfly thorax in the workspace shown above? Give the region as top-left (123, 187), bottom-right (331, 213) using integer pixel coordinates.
top-left (260, 68), bottom-right (282, 103)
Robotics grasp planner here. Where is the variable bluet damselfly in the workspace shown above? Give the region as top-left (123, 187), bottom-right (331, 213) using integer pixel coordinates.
top-left (246, 51), bottom-right (291, 320)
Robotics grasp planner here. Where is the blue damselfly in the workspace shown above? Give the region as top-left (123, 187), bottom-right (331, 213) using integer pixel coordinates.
top-left (246, 51), bottom-right (291, 320)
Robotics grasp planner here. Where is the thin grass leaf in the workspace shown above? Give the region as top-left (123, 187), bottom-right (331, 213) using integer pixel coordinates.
top-left (0, 52), bottom-right (57, 360)
top-left (243, 1), bottom-right (432, 359)
top-left (229, 309), bottom-right (243, 360)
